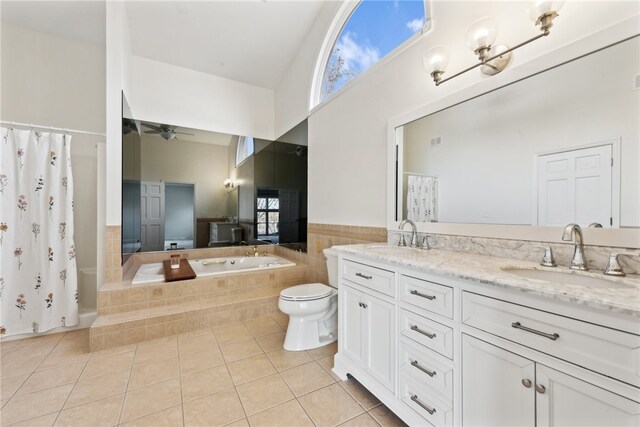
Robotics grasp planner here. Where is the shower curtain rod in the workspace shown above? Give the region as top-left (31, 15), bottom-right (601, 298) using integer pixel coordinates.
top-left (1, 120), bottom-right (106, 137)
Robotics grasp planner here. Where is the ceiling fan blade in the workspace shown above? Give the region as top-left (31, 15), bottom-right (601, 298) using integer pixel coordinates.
top-left (141, 123), bottom-right (163, 131)
top-left (174, 131), bottom-right (195, 136)
top-left (144, 130), bottom-right (162, 134)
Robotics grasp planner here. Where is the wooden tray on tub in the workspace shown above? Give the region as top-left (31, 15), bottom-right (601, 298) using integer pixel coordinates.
top-left (162, 259), bottom-right (196, 282)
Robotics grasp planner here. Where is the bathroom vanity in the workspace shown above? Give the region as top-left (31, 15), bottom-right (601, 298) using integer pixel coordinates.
top-left (331, 244), bottom-right (640, 427)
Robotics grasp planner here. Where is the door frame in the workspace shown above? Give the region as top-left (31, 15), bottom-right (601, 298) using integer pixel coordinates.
top-left (531, 138), bottom-right (620, 227)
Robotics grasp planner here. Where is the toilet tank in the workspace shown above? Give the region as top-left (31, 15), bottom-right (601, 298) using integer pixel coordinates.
top-left (323, 247), bottom-right (339, 287)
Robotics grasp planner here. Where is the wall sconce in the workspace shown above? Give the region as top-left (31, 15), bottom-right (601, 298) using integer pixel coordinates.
top-left (223, 179), bottom-right (235, 189)
top-left (424, 0), bottom-right (564, 86)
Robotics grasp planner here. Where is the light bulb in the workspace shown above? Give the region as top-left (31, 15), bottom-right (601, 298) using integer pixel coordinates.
top-left (423, 45), bottom-right (449, 73)
top-left (466, 16), bottom-right (499, 51)
top-left (533, 0), bottom-right (564, 16)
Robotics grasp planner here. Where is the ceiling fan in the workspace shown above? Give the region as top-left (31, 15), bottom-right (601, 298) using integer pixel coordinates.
top-left (286, 145), bottom-right (307, 157)
top-left (141, 122), bottom-right (195, 141)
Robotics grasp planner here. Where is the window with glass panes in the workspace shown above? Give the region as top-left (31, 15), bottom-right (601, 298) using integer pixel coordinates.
top-left (257, 192), bottom-right (279, 236)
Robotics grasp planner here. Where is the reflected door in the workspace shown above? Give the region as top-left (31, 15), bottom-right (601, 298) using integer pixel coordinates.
top-left (537, 145), bottom-right (612, 227)
top-left (278, 190), bottom-right (299, 243)
top-left (141, 181), bottom-right (165, 252)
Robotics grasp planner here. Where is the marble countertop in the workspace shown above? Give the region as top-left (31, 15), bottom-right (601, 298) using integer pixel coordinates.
top-left (332, 244), bottom-right (640, 318)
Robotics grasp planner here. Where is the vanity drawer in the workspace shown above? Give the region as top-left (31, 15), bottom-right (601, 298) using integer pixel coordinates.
top-left (399, 339), bottom-right (453, 401)
top-left (400, 309), bottom-right (454, 360)
top-left (400, 275), bottom-right (453, 319)
top-left (399, 373), bottom-right (453, 427)
top-left (462, 292), bottom-right (640, 386)
top-left (342, 259), bottom-right (395, 297)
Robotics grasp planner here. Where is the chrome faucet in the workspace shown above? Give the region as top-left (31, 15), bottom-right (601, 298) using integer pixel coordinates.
top-left (561, 224), bottom-right (587, 270)
top-left (398, 220), bottom-right (418, 247)
top-left (604, 252), bottom-right (640, 277)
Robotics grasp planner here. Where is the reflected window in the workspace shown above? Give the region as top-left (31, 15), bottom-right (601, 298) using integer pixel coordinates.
top-left (318, 0), bottom-right (428, 103)
top-left (236, 136), bottom-right (254, 166)
top-left (257, 190), bottom-right (279, 237)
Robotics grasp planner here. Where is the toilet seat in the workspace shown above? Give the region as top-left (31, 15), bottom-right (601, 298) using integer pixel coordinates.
top-left (280, 283), bottom-right (334, 302)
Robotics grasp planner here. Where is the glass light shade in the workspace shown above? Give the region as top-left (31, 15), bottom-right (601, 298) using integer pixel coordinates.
top-left (423, 45), bottom-right (450, 73)
top-left (528, 0), bottom-right (565, 20)
top-left (466, 16), bottom-right (499, 51)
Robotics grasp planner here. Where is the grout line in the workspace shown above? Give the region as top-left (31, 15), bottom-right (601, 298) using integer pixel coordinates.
top-left (115, 344), bottom-right (137, 425)
top-left (177, 334), bottom-right (186, 427)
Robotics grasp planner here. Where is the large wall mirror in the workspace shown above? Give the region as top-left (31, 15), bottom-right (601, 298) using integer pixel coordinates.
top-left (395, 36), bottom-right (639, 232)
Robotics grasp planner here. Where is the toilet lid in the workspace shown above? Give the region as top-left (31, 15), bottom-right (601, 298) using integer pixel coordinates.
top-left (280, 283), bottom-right (334, 301)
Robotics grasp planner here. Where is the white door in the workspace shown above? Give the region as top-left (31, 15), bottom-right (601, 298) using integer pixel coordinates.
top-left (140, 181), bottom-right (165, 252)
top-left (536, 364), bottom-right (640, 427)
top-left (363, 293), bottom-right (395, 391)
top-left (462, 335), bottom-right (535, 427)
top-left (537, 145), bottom-right (612, 227)
top-left (340, 285), bottom-right (365, 366)
top-left (278, 190), bottom-right (299, 243)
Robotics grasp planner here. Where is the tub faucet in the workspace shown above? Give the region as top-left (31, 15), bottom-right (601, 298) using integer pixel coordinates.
top-left (561, 223), bottom-right (587, 270)
top-left (253, 246), bottom-right (259, 257)
top-left (398, 219), bottom-right (418, 247)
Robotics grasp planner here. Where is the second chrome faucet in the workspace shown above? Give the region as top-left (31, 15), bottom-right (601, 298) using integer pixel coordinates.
top-left (561, 223), bottom-right (587, 270)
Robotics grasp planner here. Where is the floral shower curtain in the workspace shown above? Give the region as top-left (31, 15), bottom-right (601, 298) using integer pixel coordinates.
top-left (0, 128), bottom-right (78, 338)
top-left (407, 175), bottom-right (438, 223)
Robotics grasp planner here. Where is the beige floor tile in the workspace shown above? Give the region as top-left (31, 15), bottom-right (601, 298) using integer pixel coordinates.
top-left (179, 347), bottom-right (225, 375)
top-left (89, 343), bottom-right (136, 360)
top-left (219, 338), bottom-right (263, 363)
top-left (183, 388), bottom-right (245, 427)
top-left (65, 369), bottom-right (130, 408)
top-left (2, 337), bottom-right (60, 361)
top-left (80, 351), bottom-right (135, 380)
top-left (235, 373), bottom-right (294, 416)
top-left (1, 353), bottom-right (45, 378)
top-left (317, 355), bottom-right (343, 381)
top-left (340, 378), bottom-right (381, 410)
top-left (224, 418), bottom-right (249, 427)
top-left (17, 362), bottom-right (86, 395)
top-left (181, 365), bottom-right (233, 402)
top-left (298, 383), bottom-right (364, 427)
top-left (118, 404), bottom-right (183, 427)
top-left (266, 348), bottom-right (312, 372)
top-left (226, 354), bottom-right (276, 385)
top-left (1, 384), bottom-right (74, 425)
top-left (280, 361), bottom-right (335, 397)
top-left (340, 413), bottom-right (381, 427)
top-left (178, 327), bottom-right (213, 339)
top-left (254, 331), bottom-right (286, 352)
top-left (248, 399), bottom-right (314, 427)
top-left (7, 411), bottom-right (58, 427)
top-left (121, 378), bottom-right (182, 422)
top-left (272, 312), bottom-right (289, 329)
top-left (179, 333), bottom-right (218, 354)
top-left (128, 357), bottom-right (180, 390)
top-left (213, 323), bottom-right (253, 344)
top-left (133, 341), bottom-right (178, 366)
top-left (136, 335), bottom-right (177, 348)
top-left (368, 405), bottom-right (408, 427)
top-left (307, 341), bottom-right (338, 360)
top-left (54, 394), bottom-right (124, 427)
top-left (244, 318), bottom-right (282, 337)
top-left (0, 374), bottom-right (28, 400)
top-left (37, 348), bottom-right (91, 371)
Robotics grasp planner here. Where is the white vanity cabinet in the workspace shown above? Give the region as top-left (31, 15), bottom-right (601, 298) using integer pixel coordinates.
top-left (333, 252), bottom-right (640, 427)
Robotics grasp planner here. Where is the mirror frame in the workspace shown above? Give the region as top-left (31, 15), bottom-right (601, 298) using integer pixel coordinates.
top-left (387, 17), bottom-right (640, 248)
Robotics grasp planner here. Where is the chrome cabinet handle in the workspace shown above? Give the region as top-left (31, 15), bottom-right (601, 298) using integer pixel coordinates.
top-left (411, 360), bottom-right (436, 377)
top-left (355, 272), bottom-right (372, 280)
top-left (511, 322), bottom-right (559, 341)
top-left (522, 379), bottom-right (532, 388)
top-left (410, 324), bottom-right (436, 339)
top-left (535, 384), bottom-right (546, 394)
top-left (411, 394), bottom-right (436, 415)
top-left (410, 290), bottom-right (436, 300)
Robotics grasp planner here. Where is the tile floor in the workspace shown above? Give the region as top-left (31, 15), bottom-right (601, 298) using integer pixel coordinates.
top-left (0, 314), bottom-right (408, 427)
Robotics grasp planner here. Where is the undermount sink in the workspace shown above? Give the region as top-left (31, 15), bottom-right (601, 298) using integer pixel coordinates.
top-left (502, 267), bottom-right (637, 289)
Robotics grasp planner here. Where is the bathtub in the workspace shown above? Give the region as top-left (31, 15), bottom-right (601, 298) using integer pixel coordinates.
top-left (132, 255), bottom-right (296, 285)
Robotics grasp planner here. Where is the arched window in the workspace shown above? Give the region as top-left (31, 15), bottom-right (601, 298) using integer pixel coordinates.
top-left (236, 135), bottom-right (254, 167)
top-left (313, 0), bottom-right (429, 107)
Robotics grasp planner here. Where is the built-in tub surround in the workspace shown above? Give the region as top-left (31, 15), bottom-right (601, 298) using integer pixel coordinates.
top-left (388, 231), bottom-right (640, 276)
top-left (91, 245), bottom-right (308, 351)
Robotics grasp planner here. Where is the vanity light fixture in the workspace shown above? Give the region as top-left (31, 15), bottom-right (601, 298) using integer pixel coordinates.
top-left (223, 179), bottom-right (235, 189)
top-left (424, 0), bottom-right (564, 86)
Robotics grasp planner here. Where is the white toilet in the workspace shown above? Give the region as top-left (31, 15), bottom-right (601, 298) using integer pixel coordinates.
top-left (279, 248), bottom-right (339, 351)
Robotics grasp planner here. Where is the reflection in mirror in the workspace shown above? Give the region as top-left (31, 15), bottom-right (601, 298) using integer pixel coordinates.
top-left (397, 36), bottom-right (639, 229)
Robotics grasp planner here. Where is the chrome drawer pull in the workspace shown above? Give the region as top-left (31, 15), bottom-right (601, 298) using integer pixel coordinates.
top-left (410, 290), bottom-right (436, 300)
top-left (411, 394), bottom-right (436, 415)
top-left (410, 324), bottom-right (436, 339)
top-left (511, 322), bottom-right (559, 341)
top-left (355, 272), bottom-right (372, 280)
top-left (411, 360), bottom-right (436, 377)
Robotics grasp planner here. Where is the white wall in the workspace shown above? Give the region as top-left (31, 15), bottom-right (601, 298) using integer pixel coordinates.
top-left (130, 56), bottom-right (275, 140)
top-left (0, 22), bottom-right (104, 282)
top-left (273, 1), bottom-right (639, 227)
